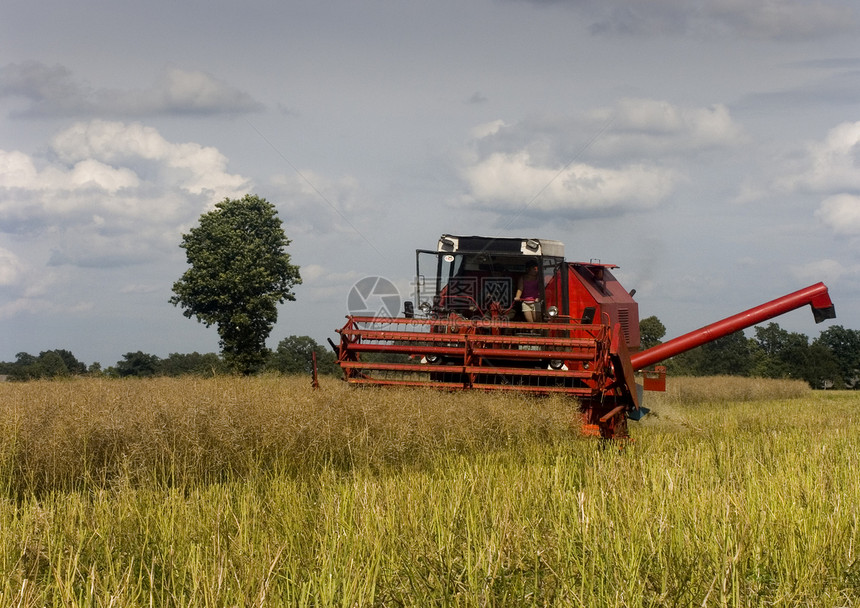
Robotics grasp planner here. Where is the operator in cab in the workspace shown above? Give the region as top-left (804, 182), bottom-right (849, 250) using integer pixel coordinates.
top-left (515, 260), bottom-right (541, 322)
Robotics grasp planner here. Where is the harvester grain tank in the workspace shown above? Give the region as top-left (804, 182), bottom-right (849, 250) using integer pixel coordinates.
top-left (334, 235), bottom-right (836, 439)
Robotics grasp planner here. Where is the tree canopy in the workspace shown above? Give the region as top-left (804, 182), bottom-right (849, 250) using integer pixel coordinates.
top-left (0, 350), bottom-right (87, 380)
top-left (115, 351), bottom-right (162, 378)
top-left (170, 195), bottom-right (301, 374)
top-left (267, 335), bottom-right (340, 376)
top-left (639, 316), bottom-right (666, 350)
top-left (814, 325), bottom-right (860, 388)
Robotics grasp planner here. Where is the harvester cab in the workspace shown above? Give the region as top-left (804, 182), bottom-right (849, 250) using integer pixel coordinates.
top-left (414, 235), bottom-right (566, 323)
top-left (334, 234), bottom-right (836, 440)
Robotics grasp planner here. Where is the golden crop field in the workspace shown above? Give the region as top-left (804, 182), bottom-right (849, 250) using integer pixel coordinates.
top-left (1, 375), bottom-right (858, 607)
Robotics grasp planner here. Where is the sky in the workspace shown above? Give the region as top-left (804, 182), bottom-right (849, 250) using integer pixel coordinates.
top-left (1, 0), bottom-right (859, 368)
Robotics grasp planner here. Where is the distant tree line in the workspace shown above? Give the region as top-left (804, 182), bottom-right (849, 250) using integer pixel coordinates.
top-left (640, 316), bottom-right (859, 389)
top-left (0, 336), bottom-right (340, 381)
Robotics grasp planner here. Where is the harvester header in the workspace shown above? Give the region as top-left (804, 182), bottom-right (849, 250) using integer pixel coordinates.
top-left (334, 235), bottom-right (836, 439)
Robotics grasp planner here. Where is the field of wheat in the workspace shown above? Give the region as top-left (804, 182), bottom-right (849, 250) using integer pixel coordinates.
top-left (1, 375), bottom-right (858, 607)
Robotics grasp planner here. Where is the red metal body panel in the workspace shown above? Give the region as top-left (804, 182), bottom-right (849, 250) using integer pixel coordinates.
top-left (545, 263), bottom-right (639, 350)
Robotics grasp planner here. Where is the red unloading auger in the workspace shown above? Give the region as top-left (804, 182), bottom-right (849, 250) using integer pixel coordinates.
top-left (630, 282), bottom-right (836, 371)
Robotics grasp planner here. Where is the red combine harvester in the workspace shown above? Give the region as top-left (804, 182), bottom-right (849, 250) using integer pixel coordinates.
top-left (334, 235), bottom-right (836, 439)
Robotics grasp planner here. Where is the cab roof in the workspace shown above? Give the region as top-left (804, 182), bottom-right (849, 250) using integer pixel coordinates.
top-left (436, 235), bottom-right (564, 258)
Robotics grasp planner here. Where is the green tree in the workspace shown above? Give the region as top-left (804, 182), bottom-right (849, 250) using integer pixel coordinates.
top-left (753, 323), bottom-right (792, 358)
top-left (267, 335), bottom-right (340, 376)
top-left (170, 195), bottom-right (302, 374)
top-left (8, 352), bottom-right (42, 380)
top-left (814, 325), bottom-right (860, 388)
top-left (51, 349), bottom-right (87, 375)
top-left (700, 332), bottom-right (753, 376)
top-left (801, 343), bottom-right (843, 389)
top-left (751, 323), bottom-right (810, 380)
top-left (115, 351), bottom-right (161, 377)
top-left (38, 350), bottom-right (70, 378)
top-left (639, 316), bottom-right (666, 350)
top-left (751, 323), bottom-right (788, 378)
top-left (6, 349), bottom-right (87, 380)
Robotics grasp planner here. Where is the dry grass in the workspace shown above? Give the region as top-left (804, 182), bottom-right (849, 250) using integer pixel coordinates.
top-left (655, 375), bottom-right (811, 404)
top-left (0, 375), bottom-right (577, 494)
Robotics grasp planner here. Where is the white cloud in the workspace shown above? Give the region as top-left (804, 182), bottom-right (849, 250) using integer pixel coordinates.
top-left (50, 120), bottom-right (248, 196)
top-left (65, 159), bottom-right (140, 192)
top-left (786, 121), bottom-right (860, 194)
top-left (744, 121), bottom-right (860, 236)
top-left (460, 151), bottom-right (677, 214)
top-left (32, 120), bottom-right (242, 202)
top-left (470, 120), bottom-right (506, 139)
top-left (0, 153), bottom-right (140, 194)
top-left (149, 67), bottom-right (263, 114)
top-left (739, 122), bottom-right (860, 231)
top-left (0, 62), bottom-right (263, 118)
top-left (0, 150), bottom-right (38, 188)
top-left (614, 99), bottom-right (732, 136)
top-left (458, 99), bottom-right (740, 219)
top-left (591, 99), bottom-right (748, 156)
top-left (0, 121), bottom-right (249, 266)
top-left (816, 194), bottom-right (860, 236)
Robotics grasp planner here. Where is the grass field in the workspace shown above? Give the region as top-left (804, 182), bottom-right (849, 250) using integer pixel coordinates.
top-left (1, 376), bottom-right (858, 606)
